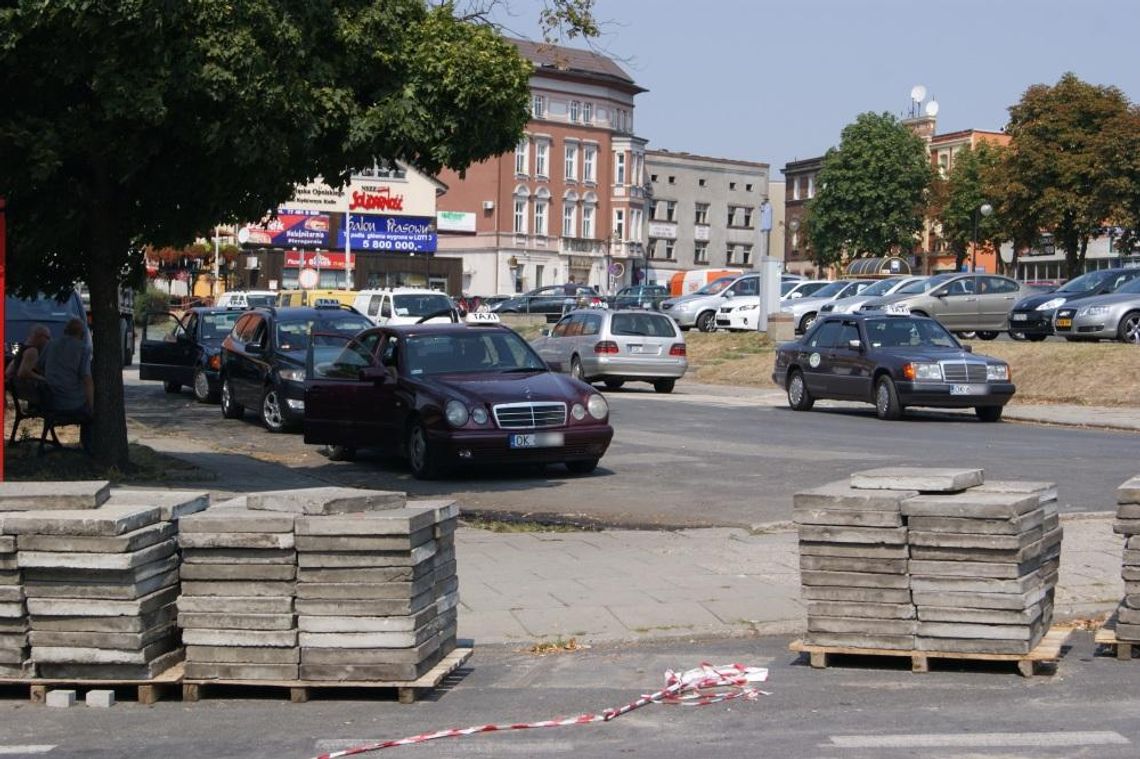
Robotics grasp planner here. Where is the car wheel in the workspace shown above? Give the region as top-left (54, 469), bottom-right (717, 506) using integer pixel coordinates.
top-left (193, 368), bottom-right (217, 403)
top-left (566, 459), bottom-right (599, 475)
top-left (874, 375), bottom-right (903, 421)
top-left (1009, 330), bottom-right (1027, 341)
top-left (220, 377), bottom-right (245, 419)
top-left (406, 419), bottom-right (441, 480)
top-left (956, 330), bottom-right (976, 339)
top-left (260, 385), bottom-right (290, 433)
top-left (1118, 311), bottom-right (1140, 344)
top-left (326, 445), bottom-right (356, 462)
top-left (799, 313), bottom-right (817, 333)
top-left (604, 379), bottom-right (625, 390)
top-left (163, 380), bottom-right (181, 394)
top-left (696, 311), bottom-right (716, 332)
top-left (653, 379), bottom-right (675, 394)
top-left (975, 405), bottom-right (1004, 423)
top-left (1026, 333), bottom-right (1048, 342)
top-left (570, 356), bottom-right (585, 381)
top-left (786, 369), bottom-right (814, 411)
top-left (977, 331), bottom-right (999, 340)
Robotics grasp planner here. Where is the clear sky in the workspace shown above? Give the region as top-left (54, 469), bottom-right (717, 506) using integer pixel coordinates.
top-left (500, 0), bottom-right (1140, 176)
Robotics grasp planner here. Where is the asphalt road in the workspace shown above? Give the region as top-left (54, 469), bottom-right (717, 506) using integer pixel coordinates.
top-left (123, 369), bottom-right (1137, 529)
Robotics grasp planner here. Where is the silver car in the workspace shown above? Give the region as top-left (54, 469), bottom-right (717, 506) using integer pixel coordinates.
top-left (532, 309), bottom-right (688, 393)
top-left (859, 273), bottom-right (1032, 337)
top-left (1053, 276), bottom-right (1140, 343)
top-left (782, 279), bottom-right (877, 334)
top-left (781, 279), bottom-right (830, 302)
top-left (660, 274), bottom-right (760, 332)
top-left (819, 276), bottom-right (927, 316)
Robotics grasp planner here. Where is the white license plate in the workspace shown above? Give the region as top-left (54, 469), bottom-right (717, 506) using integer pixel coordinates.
top-left (1011, 313), bottom-right (1028, 321)
top-left (950, 384), bottom-right (988, 396)
top-left (509, 432), bottom-right (565, 449)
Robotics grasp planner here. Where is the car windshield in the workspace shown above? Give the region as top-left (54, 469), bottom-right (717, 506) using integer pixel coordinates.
top-left (201, 312), bottom-right (241, 339)
top-left (276, 315), bottom-right (372, 352)
top-left (405, 330), bottom-right (546, 375)
top-left (392, 293), bottom-right (453, 316)
top-left (780, 282), bottom-right (796, 297)
top-left (810, 281), bottom-right (849, 298)
top-left (610, 313), bottom-right (677, 337)
top-left (864, 317), bottom-right (959, 348)
top-left (245, 294), bottom-right (277, 308)
top-left (695, 277), bottom-right (736, 295)
top-left (1056, 270), bottom-right (1117, 293)
top-left (5, 294), bottom-right (79, 322)
top-left (858, 278), bottom-right (904, 297)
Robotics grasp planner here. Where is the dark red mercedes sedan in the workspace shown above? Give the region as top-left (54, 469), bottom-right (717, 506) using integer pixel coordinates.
top-left (303, 314), bottom-right (614, 479)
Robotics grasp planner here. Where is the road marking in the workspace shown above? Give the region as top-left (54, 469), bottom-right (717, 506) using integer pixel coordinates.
top-left (0, 747), bottom-right (56, 755)
top-left (828, 731), bottom-right (1129, 748)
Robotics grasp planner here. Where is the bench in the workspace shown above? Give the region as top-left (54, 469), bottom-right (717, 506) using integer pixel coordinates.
top-left (7, 383), bottom-right (88, 455)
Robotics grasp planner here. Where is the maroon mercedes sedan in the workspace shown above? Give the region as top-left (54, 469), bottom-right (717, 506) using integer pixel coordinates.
top-left (303, 315), bottom-right (614, 479)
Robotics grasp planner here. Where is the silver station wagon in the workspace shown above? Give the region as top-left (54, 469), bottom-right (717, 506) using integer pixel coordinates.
top-left (531, 309), bottom-right (688, 393)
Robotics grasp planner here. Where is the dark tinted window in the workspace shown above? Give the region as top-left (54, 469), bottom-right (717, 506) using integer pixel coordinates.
top-left (320, 333), bottom-right (382, 378)
top-left (551, 316), bottom-right (573, 338)
top-left (405, 331), bottom-right (545, 375)
top-left (865, 317), bottom-right (957, 348)
top-left (808, 321), bottom-right (842, 348)
top-left (610, 313), bottom-right (676, 337)
top-left (203, 312), bottom-right (241, 339)
top-left (980, 276), bottom-right (1018, 294)
top-left (582, 314), bottom-right (603, 336)
top-left (835, 322), bottom-right (861, 347)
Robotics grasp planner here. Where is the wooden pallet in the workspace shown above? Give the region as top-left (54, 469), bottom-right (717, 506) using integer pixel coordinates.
top-left (1094, 614), bottom-right (1136, 660)
top-left (182, 646), bottom-right (472, 704)
top-left (0, 662), bottom-right (184, 705)
top-left (789, 626), bottom-right (1071, 678)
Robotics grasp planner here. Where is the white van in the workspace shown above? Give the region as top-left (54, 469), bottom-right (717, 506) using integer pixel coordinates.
top-left (214, 290), bottom-right (277, 309)
top-left (352, 288), bottom-right (457, 326)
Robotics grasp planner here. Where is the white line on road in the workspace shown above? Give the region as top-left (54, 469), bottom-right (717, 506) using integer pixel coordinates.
top-left (828, 731), bottom-right (1129, 748)
top-left (0, 747), bottom-right (56, 755)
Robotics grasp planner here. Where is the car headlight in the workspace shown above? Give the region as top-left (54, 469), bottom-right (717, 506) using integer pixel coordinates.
top-left (987, 364), bottom-right (1010, 381)
top-left (586, 394), bottom-right (608, 420)
top-left (471, 407), bottom-right (489, 425)
top-left (571, 403), bottom-right (587, 420)
top-left (278, 368), bottom-right (305, 382)
top-left (1078, 305), bottom-right (1110, 317)
top-left (445, 399), bottom-right (469, 427)
top-left (1036, 297), bottom-right (1066, 311)
top-left (902, 362), bottom-right (942, 381)
top-left (736, 304), bottom-right (756, 312)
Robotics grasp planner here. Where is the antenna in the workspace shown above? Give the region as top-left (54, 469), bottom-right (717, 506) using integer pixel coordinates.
top-left (908, 85), bottom-right (927, 118)
top-left (925, 99), bottom-right (940, 117)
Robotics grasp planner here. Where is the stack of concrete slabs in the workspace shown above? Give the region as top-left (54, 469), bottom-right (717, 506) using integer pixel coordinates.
top-left (1113, 475), bottom-right (1140, 643)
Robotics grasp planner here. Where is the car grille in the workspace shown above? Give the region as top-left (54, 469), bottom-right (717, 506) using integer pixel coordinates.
top-left (820, 304), bottom-right (835, 313)
top-left (493, 402), bottom-right (567, 429)
top-left (940, 361), bottom-right (988, 383)
top-left (860, 304), bottom-right (883, 312)
top-left (661, 303), bottom-right (673, 311)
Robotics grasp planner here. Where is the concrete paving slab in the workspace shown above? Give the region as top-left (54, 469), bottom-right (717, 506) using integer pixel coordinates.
top-left (0, 505), bottom-right (161, 536)
top-left (179, 510), bottom-right (295, 533)
top-left (16, 522), bottom-right (176, 554)
top-left (0, 481), bottom-right (110, 511)
top-left (104, 490), bottom-right (210, 521)
top-left (851, 467), bottom-right (983, 492)
top-left (246, 487), bottom-right (406, 515)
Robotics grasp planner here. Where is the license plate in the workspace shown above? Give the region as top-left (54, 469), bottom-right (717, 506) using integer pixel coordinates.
top-left (628, 344), bottom-right (646, 354)
top-left (509, 432), bottom-right (564, 449)
top-left (1056, 318), bottom-right (1072, 329)
top-left (1011, 313), bottom-right (1028, 321)
top-left (950, 384), bottom-right (987, 396)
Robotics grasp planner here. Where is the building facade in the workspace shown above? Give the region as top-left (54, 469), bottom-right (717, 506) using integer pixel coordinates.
top-left (781, 156), bottom-right (823, 276)
top-left (643, 150), bottom-right (771, 286)
top-left (434, 39), bottom-right (648, 297)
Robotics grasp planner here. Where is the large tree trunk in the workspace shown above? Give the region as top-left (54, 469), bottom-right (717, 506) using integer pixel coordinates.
top-left (87, 211), bottom-right (131, 471)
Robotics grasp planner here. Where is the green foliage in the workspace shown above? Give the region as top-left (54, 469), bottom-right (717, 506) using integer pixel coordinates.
top-left (539, 0), bottom-right (599, 40)
top-left (805, 112), bottom-right (932, 267)
top-left (938, 143), bottom-right (1005, 271)
top-left (133, 288), bottom-right (171, 327)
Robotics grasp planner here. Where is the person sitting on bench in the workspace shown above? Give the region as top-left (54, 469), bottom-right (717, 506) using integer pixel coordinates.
top-left (6, 323), bottom-right (50, 404)
top-left (40, 317), bottom-right (94, 454)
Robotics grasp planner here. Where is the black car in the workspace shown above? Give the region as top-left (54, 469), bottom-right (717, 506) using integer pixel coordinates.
top-left (219, 305), bottom-right (374, 432)
top-left (140, 307), bottom-right (246, 402)
top-left (610, 285), bottom-right (669, 310)
top-left (490, 284), bottom-right (603, 317)
top-left (303, 314), bottom-right (614, 479)
top-left (771, 312), bottom-right (1014, 422)
top-left (1009, 267), bottom-right (1140, 340)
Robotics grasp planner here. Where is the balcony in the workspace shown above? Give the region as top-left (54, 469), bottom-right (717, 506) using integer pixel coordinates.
top-left (560, 237), bottom-right (606, 256)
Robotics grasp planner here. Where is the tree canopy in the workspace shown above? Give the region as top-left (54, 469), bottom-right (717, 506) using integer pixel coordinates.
top-left (935, 142), bottom-right (1005, 273)
top-left (0, 1), bottom-right (556, 468)
top-left (804, 112), bottom-right (932, 269)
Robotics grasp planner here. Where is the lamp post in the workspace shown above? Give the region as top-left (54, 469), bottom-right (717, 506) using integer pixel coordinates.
top-left (972, 202), bottom-right (993, 273)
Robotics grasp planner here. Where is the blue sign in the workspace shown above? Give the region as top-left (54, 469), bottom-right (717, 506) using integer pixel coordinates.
top-left (338, 214), bottom-right (437, 253)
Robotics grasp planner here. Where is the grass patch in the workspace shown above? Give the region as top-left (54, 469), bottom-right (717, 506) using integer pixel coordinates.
top-left (4, 440), bottom-right (214, 484)
top-left (461, 516), bottom-right (600, 533)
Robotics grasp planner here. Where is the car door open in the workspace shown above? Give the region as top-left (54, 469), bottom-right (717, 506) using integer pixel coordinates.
top-left (139, 312), bottom-right (194, 387)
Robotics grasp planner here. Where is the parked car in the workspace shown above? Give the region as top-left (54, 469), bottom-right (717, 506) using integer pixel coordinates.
top-left (303, 313), bottom-right (614, 478)
top-left (491, 285), bottom-right (603, 316)
top-left (610, 285), bottom-right (670, 311)
top-left (858, 273), bottom-right (1033, 338)
top-left (4, 290), bottom-right (89, 367)
top-left (139, 307), bottom-right (245, 402)
top-left (660, 273), bottom-right (762, 332)
top-left (772, 311), bottom-right (1014, 422)
top-left (531, 309), bottom-right (687, 393)
top-left (351, 288), bottom-right (457, 326)
top-left (782, 279), bottom-right (877, 334)
top-left (819, 276), bottom-right (927, 316)
top-left (214, 290), bottom-right (277, 309)
top-left (781, 280), bottom-right (830, 301)
top-left (1009, 267), bottom-right (1140, 341)
top-left (1052, 276), bottom-right (1140, 343)
top-left (219, 304), bottom-right (374, 432)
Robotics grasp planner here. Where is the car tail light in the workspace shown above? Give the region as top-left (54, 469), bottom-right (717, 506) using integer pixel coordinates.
top-left (594, 340), bottom-right (619, 354)
top-left (669, 343), bottom-right (687, 357)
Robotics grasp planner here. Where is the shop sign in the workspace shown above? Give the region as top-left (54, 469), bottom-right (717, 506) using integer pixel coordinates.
top-left (437, 211), bottom-right (477, 233)
top-left (241, 209), bottom-right (331, 248)
top-left (284, 250), bottom-right (347, 270)
top-left (338, 214), bottom-right (437, 253)
top-left (349, 185), bottom-right (405, 212)
top-left (648, 222), bottom-right (677, 240)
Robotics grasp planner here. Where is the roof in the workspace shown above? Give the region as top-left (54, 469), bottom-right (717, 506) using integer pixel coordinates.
top-left (647, 149), bottom-right (769, 170)
top-left (509, 38), bottom-right (645, 93)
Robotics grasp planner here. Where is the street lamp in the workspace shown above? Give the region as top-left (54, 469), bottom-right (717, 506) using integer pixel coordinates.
top-left (972, 202), bottom-right (993, 272)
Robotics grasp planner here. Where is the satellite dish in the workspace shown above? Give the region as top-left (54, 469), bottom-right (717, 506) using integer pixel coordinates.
top-left (910, 85), bottom-right (927, 102)
top-left (925, 100), bottom-right (940, 117)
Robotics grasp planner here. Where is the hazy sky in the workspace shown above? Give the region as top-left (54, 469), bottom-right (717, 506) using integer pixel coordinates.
top-left (499, 0), bottom-right (1140, 176)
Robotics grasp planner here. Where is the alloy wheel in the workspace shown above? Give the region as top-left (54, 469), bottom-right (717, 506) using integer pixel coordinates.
top-left (1121, 314), bottom-right (1140, 344)
top-left (262, 388), bottom-right (285, 430)
top-left (193, 370), bottom-right (210, 402)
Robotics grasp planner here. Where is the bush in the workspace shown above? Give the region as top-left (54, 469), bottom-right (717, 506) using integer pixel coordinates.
top-left (133, 287), bottom-right (171, 326)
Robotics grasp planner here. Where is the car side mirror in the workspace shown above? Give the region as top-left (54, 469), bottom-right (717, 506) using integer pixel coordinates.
top-left (724, 291), bottom-right (735, 299)
top-left (790, 292), bottom-right (802, 299)
top-left (932, 290), bottom-right (947, 298)
top-left (358, 366), bottom-right (390, 384)
top-left (962, 344), bottom-right (973, 353)
top-left (541, 328), bottom-right (552, 337)
top-left (847, 339), bottom-right (863, 351)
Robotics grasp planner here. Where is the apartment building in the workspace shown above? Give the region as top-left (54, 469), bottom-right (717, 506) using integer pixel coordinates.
top-left (781, 156), bottom-right (823, 276)
top-left (434, 39), bottom-right (647, 296)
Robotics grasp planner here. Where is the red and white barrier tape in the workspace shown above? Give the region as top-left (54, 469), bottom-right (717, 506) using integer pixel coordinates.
top-left (312, 662), bottom-right (770, 758)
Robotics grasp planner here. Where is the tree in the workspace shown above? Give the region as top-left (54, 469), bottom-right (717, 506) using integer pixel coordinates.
top-left (804, 112), bottom-right (932, 269)
top-left (1004, 73), bottom-right (1135, 279)
top-left (0, 1), bottom-right (572, 470)
top-left (937, 143), bottom-right (1006, 273)
top-left (1100, 104), bottom-right (1140, 255)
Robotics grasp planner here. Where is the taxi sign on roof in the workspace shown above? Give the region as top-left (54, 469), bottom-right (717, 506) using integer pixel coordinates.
top-left (313, 298), bottom-right (342, 308)
top-left (466, 311), bottom-right (501, 324)
top-left (884, 303), bottom-right (912, 316)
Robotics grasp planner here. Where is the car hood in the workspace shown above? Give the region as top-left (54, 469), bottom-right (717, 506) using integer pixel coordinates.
top-left (873, 346), bottom-right (999, 363)
top-left (662, 292), bottom-right (721, 308)
top-left (414, 370), bottom-right (592, 407)
top-left (782, 294), bottom-right (835, 313)
top-left (1068, 291), bottom-right (1140, 310)
top-left (1013, 290), bottom-right (1096, 310)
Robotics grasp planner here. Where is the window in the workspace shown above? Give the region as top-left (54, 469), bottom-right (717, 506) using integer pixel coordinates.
top-left (742, 244), bottom-right (753, 266)
top-left (729, 182), bottom-right (737, 190)
top-left (799, 176), bottom-right (809, 199)
top-left (742, 208), bottom-right (753, 228)
top-left (564, 144), bottom-right (577, 180)
top-left (583, 146), bottom-right (596, 182)
top-left (695, 203), bottom-right (709, 225)
top-left (746, 183), bottom-right (753, 192)
top-left (534, 201), bottom-right (548, 236)
top-left (615, 153), bottom-right (626, 185)
top-left (582, 205), bottom-right (595, 238)
top-left (668, 176), bottom-right (675, 184)
top-left (650, 174), bottom-right (658, 183)
top-left (513, 199), bottom-right (527, 233)
top-left (532, 94), bottom-right (546, 118)
top-left (699, 178), bottom-right (707, 187)
top-left (630, 209), bottom-right (642, 242)
top-left (570, 100), bottom-right (580, 122)
top-left (535, 141), bottom-right (548, 177)
top-left (664, 240), bottom-right (675, 260)
top-left (807, 176), bottom-right (815, 198)
top-left (562, 203), bottom-right (576, 237)
top-left (808, 321), bottom-right (843, 349)
top-left (614, 209), bottom-right (625, 239)
top-left (694, 243), bottom-right (708, 264)
top-left (727, 206), bottom-right (738, 226)
top-left (514, 139), bottom-right (528, 175)
top-left (582, 102), bottom-right (593, 123)
top-left (792, 179), bottom-right (801, 201)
